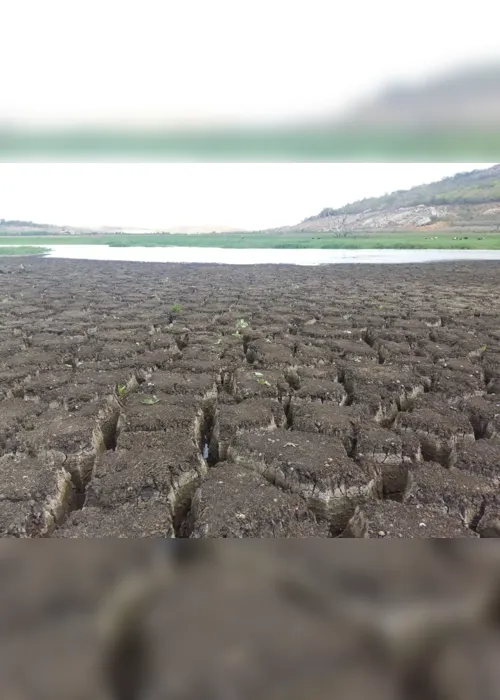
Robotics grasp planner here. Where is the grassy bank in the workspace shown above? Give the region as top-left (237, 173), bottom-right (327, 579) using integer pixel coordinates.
top-left (104, 233), bottom-right (500, 249)
top-left (0, 246), bottom-right (49, 256)
top-left (2, 232), bottom-right (500, 250)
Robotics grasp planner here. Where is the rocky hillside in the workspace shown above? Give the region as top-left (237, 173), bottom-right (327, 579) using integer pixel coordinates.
top-left (279, 164), bottom-right (500, 233)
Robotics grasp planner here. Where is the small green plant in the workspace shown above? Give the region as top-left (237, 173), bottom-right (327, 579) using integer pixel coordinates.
top-left (232, 318), bottom-right (249, 337)
top-left (171, 303), bottom-right (182, 313)
top-left (140, 395), bottom-right (160, 405)
top-left (116, 383), bottom-right (127, 398)
top-left (258, 379), bottom-right (271, 386)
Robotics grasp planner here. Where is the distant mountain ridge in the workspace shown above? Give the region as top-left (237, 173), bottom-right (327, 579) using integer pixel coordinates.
top-left (275, 164), bottom-right (500, 233)
top-left (0, 220), bottom-right (245, 235)
top-left (0, 219), bottom-right (90, 235)
top-left (4, 165), bottom-right (500, 237)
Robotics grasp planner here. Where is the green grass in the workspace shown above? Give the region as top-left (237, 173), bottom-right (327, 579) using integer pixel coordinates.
top-left (0, 246), bottom-right (49, 256)
top-left (1, 127), bottom-right (500, 160)
top-left (2, 232), bottom-right (500, 250)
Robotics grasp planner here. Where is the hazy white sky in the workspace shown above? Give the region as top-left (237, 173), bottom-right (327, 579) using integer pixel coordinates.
top-left (1, 0), bottom-right (499, 126)
top-left (0, 163), bottom-right (494, 230)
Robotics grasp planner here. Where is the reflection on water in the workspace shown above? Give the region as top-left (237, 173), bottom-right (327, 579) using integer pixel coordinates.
top-left (16, 245), bottom-right (500, 265)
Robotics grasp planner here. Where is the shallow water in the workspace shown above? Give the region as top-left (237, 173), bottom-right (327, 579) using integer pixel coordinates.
top-left (7, 244), bottom-right (500, 265)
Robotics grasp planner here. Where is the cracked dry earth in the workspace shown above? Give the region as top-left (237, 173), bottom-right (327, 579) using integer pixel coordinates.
top-left (2, 258), bottom-right (500, 538)
top-left (4, 542), bottom-right (500, 699)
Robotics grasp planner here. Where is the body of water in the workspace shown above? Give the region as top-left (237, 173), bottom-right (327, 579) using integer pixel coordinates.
top-left (43, 245), bottom-right (500, 265)
top-left (5, 245), bottom-right (500, 265)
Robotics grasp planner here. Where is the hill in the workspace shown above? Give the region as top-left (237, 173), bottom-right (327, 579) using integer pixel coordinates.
top-left (0, 219), bottom-right (86, 235)
top-left (0, 220), bottom-right (245, 235)
top-left (277, 164), bottom-right (500, 234)
top-left (335, 63), bottom-right (500, 129)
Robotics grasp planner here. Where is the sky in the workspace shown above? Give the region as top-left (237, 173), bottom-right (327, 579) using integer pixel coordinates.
top-left (0, 163), bottom-right (495, 230)
top-left (1, 0), bottom-right (500, 127)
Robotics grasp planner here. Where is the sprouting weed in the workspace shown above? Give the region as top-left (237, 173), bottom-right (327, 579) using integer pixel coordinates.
top-left (171, 303), bottom-right (182, 313)
top-left (235, 318), bottom-right (249, 330)
top-left (116, 383), bottom-right (127, 398)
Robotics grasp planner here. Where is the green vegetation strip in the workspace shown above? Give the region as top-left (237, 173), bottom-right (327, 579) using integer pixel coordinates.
top-left (0, 246), bottom-right (49, 256)
top-left (1, 128), bottom-right (500, 160)
top-left (2, 233), bottom-right (500, 250)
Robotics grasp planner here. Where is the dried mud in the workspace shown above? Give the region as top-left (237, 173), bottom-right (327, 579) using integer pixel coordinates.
top-left (2, 257), bottom-right (500, 538)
